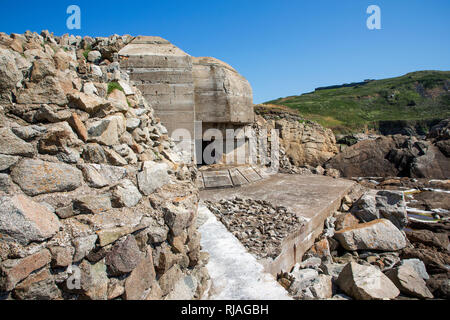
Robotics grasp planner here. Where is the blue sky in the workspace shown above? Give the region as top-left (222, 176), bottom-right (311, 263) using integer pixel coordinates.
top-left (1, 0), bottom-right (449, 103)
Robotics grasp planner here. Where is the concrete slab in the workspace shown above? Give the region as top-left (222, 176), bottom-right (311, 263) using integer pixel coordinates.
top-left (202, 170), bottom-right (233, 189)
top-left (238, 167), bottom-right (262, 183)
top-left (229, 168), bottom-right (249, 186)
top-left (200, 174), bottom-right (356, 275)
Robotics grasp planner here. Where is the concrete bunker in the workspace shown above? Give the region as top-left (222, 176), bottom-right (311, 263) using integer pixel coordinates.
top-left (119, 37), bottom-right (254, 166)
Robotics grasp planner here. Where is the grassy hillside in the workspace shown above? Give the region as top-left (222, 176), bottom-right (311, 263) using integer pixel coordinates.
top-left (265, 71), bottom-right (450, 134)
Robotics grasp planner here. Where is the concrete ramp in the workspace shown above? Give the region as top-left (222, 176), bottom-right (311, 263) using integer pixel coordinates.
top-left (198, 205), bottom-right (291, 300)
top-left (200, 174), bottom-right (356, 275)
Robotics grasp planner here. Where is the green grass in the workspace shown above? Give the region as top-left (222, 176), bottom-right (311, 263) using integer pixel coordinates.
top-left (83, 44), bottom-right (92, 61)
top-left (107, 81), bottom-right (124, 95)
top-left (265, 70), bottom-right (450, 134)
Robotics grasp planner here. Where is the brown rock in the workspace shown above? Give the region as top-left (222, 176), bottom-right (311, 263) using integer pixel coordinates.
top-left (12, 269), bottom-right (61, 300)
top-left (0, 249), bottom-right (51, 291)
top-left (49, 246), bottom-right (73, 268)
top-left (124, 247), bottom-right (156, 300)
top-left (68, 113), bottom-right (88, 142)
top-left (105, 235), bottom-right (142, 276)
top-left (335, 213), bottom-right (360, 231)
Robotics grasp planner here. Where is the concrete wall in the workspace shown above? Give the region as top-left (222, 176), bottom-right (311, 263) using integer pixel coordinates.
top-left (119, 36), bottom-right (196, 140)
top-left (193, 57), bottom-right (254, 124)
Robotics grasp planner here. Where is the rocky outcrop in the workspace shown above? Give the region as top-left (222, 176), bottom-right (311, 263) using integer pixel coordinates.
top-left (0, 31), bottom-right (209, 300)
top-left (255, 104), bottom-right (338, 168)
top-left (326, 132), bottom-right (450, 179)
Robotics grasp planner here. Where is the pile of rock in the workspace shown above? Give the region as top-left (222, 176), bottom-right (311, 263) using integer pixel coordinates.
top-left (279, 189), bottom-right (445, 300)
top-left (204, 198), bottom-right (305, 259)
top-left (0, 31), bottom-right (209, 300)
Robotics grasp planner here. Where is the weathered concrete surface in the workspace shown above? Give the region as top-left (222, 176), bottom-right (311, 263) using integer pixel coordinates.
top-left (199, 165), bottom-right (263, 189)
top-left (119, 36), bottom-right (195, 138)
top-left (200, 174), bottom-right (356, 275)
top-left (193, 57), bottom-right (254, 124)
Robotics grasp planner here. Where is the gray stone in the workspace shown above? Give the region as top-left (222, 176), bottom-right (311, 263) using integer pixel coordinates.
top-left (73, 235), bottom-right (98, 262)
top-left (137, 161), bottom-right (170, 195)
top-left (337, 262), bottom-right (400, 300)
top-left (11, 159), bottom-right (82, 196)
top-left (11, 125), bottom-right (45, 141)
top-left (401, 258), bottom-right (429, 280)
top-left (87, 50), bottom-right (102, 63)
top-left (0, 128), bottom-right (35, 157)
top-left (0, 154), bottom-right (19, 171)
top-left (111, 179), bottom-right (142, 208)
top-left (105, 235), bottom-right (142, 276)
top-left (0, 195), bottom-right (61, 245)
top-left (0, 48), bottom-right (23, 103)
top-left (0, 173), bottom-right (11, 193)
top-left (79, 259), bottom-right (108, 300)
top-left (164, 275), bottom-right (198, 300)
top-left (163, 203), bottom-right (192, 237)
top-left (351, 190), bottom-right (408, 229)
top-left (73, 194), bottom-right (112, 215)
top-left (87, 116), bottom-right (124, 146)
top-left (80, 164), bottom-right (127, 188)
top-left (82, 144), bottom-right (108, 164)
top-left (334, 219), bottom-right (407, 251)
top-left (385, 264), bottom-right (433, 299)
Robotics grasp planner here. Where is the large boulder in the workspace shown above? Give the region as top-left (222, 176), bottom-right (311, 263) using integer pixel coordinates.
top-left (337, 262), bottom-right (400, 300)
top-left (334, 219), bottom-right (407, 251)
top-left (351, 190), bottom-right (408, 229)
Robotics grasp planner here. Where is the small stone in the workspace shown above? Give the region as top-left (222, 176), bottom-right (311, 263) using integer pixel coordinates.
top-left (401, 259), bottom-right (429, 280)
top-left (87, 50), bottom-right (102, 63)
top-left (111, 179), bottom-right (142, 208)
top-left (68, 113), bottom-right (88, 142)
top-left (0, 154), bottom-right (19, 171)
top-left (80, 164), bottom-right (127, 188)
top-left (137, 161), bottom-right (170, 196)
top-left (73, 195), bottom-right (112, 215)
top-left (73, 235), bottom-right (98, 262)
top-left (49, 246), bottom-right (74, 268)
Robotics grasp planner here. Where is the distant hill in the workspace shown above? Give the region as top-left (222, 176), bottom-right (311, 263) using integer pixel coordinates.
top-left (265, 71), bottom-right (450, 134)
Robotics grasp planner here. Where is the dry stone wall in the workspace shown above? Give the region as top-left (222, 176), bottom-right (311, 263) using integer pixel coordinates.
top-left (0, 31), bottom-right (209, 300)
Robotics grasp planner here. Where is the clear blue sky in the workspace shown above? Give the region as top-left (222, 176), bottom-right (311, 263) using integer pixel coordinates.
top-left (1, 0), bottom-right (449, 103)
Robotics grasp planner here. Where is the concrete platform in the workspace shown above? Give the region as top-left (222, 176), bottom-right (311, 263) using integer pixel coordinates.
top-left (200, 174), bottom-right (356, 276)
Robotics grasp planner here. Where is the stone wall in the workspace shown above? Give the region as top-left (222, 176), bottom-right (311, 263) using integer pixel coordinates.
top-left (0, 31), bottom-right (209, 300)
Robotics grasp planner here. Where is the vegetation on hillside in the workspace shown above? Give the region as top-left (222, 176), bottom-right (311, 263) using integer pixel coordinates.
top-left (265, 71), bottom-right (450, 134)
